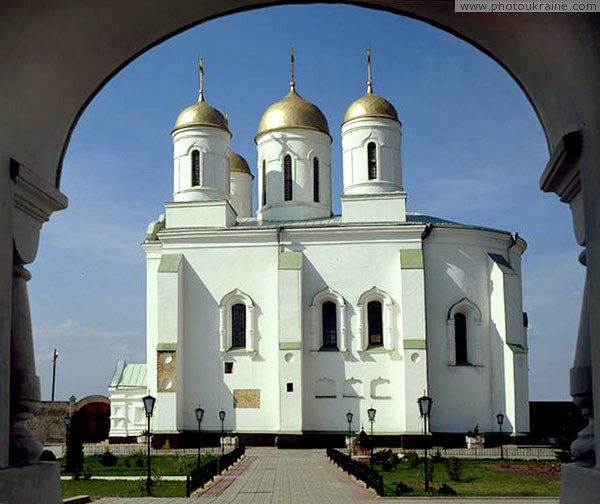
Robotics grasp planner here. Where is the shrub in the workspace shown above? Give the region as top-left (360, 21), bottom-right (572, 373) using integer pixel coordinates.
top-left (98, 450), bottom-right (118, 467)
top-left (404, 451), bottom-right (420, 469)
top-left (438, 483), bottom-right (457, 495)
top-left (445, 457), bottom-right (463, 482)
top-left (432, 448), bottom-right (444, 463)
top-left (395, 482), bottom-right (414, 496)
top-left (372, 449), bottom-right (393, 464)
top-left (125, 458), bottom-right (131, 467)
top-left (382, 451), bottom-right (398, 471)
top-left (426, 457), bottom-right (435, 484)
top-left (136, 456), bottom-right (145, 468)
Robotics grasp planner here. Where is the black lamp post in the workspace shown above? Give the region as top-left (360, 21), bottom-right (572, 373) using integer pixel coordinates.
top-left (346, 410), bottom-right (354, 455)
top-left (142, 394), bottom-right (156, 496)
top-left (64, 416), bottom-right (71, 470)
top-left (195, 405), bottom-right (204, 468)
top-left (367, 407), bottom-right (376, 467)
top-left (219, 409), bottom-right (226, 455)
top-left (417, 395), bottom-right (433, 492)
top-left (496, 412), bottom-right (505, 460)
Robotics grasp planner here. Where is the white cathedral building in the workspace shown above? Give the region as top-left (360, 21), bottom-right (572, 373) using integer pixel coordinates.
top-left (108, 57), bottom-right (529, 445)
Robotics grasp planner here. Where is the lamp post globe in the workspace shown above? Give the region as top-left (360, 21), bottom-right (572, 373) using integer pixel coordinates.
top-left (367, 407), bottom-right (376, 437)
top-left (142, 394), bottom-right (156, 496)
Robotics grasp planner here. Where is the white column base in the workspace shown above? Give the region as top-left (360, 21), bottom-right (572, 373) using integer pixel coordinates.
top-left (0, 462), bottom-right (61, 504)
top-left (560, 463), bottom-right (600, 503)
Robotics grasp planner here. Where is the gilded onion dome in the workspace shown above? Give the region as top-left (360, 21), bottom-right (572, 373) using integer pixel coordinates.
top-left (256, 88), bottom-right (330, 139)
top-left (229, 151), bottom-right (254, 178)
top-left (343, 48), bottom-right (400, 125)
top-left (343, 92), bottom-right (399, 124)
top-left (173, 59), bottom-right (230, 133)
top-left (173, 100), bottom-right (230, 133)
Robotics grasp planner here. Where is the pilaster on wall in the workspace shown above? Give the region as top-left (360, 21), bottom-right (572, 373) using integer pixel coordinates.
top-left (399, 248), bottom-right (428, 434)
top-left (155, 254), bottom-right (184, 433)
top-left (488, 254), bottom-right (528, 434)
top-left (278, 251), bottom-right (303, 433)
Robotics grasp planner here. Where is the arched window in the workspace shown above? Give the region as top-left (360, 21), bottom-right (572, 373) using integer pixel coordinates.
top-left (261, 159), bottom-right (267, 206)
top-left (191, 150), bottom-right (200, 187)
top-left (313, 157), bottom-right (320, 203)
top-left (367, 300), bottom-right (383, 347)
top-left (447, 298), bottom-right (482, 366)
top-left (322, 301), bottom-right (337, 348)
top-left (357, 287), bottom-right (394, 351)
top-left (367, 142), bottom-right (377, 180)
top-left (310, 288), bottom-right (347, 352)
top-left (218, 289), bottom-right (256, 353)
top-left (284, 154), bottom-right (293, 201)
top-left (231, 303), bottom-right (246, 348)
top-left (454, 313), bottom-right (469, 364)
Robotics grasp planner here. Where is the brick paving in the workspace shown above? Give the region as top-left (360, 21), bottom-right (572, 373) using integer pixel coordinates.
top-left (94, 448), bottom-right (559, 504)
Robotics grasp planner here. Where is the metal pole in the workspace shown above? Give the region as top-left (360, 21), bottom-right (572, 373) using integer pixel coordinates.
top-left (221, 418), bottom-right (224, 455)
top-left (424, 414), bottom-right (429, 492)
top-left (197, 419), bottom-right (201, 469)
top-left (146, 414), bottom-right (151, 496)
top-left (347, 419), bottom-right (352, 455)
top-left (499, 423), bottom-right (504, 460)
top-left (51, 348), bottom-right (58, 401)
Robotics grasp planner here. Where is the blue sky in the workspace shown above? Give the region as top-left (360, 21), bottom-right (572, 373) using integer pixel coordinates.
top-left (29, 5), bottom-right (582, 402)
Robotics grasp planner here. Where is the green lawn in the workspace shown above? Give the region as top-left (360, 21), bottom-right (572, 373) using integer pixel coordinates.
top-left (374, 456), bottom-right (561, 497)
top-left (61, 453), bottom-right (211, 476)
top-left (60, 453), bottom-right (214, 498)
top-left (61, 479), bottom-right (186, 498)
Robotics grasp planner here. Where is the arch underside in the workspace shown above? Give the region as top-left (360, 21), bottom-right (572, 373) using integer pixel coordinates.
top-left (1, 3), bottom-right (600, 503)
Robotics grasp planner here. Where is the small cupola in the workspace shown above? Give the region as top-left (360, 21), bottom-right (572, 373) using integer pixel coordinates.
top-left (171, 59), bottom-right (232, 203)
top-left (229, 151), bottom-right (253, 218)
top-left (341, 50), bottom-right (406, 223)
top-left (255, 49), bottom-right (332, 222)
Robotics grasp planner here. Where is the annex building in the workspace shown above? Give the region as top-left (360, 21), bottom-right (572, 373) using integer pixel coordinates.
top-left (108, 57), bottom-right (529, 445)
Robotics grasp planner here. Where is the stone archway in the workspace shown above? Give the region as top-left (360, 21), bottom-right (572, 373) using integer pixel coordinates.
top-left (0, 3), bottom-right (598, 503)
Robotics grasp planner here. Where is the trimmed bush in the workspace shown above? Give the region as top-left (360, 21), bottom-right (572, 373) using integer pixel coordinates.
top-left (438, 483), bottom-right (458, 495)
top-left (395, 482), bottom-right (414, 495)
top-left (98, 450), bottom-right (118, 467)
top-left (445, 457), bottom-right (463, 482)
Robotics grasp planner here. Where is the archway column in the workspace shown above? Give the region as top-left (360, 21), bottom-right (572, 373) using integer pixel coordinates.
top-left (540, 130), bottom-right (600, 500)
top-left (0, 158), bottom-right (66, 503)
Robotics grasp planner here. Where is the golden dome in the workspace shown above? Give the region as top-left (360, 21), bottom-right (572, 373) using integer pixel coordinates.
top-left (256, 88), bottom-right (330, 139)
top-left (343, 92), bottom-right (400, 124)
top-left (229, 152), bottom-right (253, 178)
top-left (173, 100), bottom-right (230, 133)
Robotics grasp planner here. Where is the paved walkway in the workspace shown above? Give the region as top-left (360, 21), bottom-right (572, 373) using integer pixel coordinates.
top-left (96, 448), bottom-right (559, 504)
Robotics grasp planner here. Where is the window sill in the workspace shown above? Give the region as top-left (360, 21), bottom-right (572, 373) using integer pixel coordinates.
top-left (449, 363), bottom-right (483, 368)
top-left (318, 346), bottom-right (339, 352)
top-left (221, 348), bottom-right (254, 356)
top-left (315, 395), bottom-right (337, 399)
top-left (363, 345), bottom-right (389, 353)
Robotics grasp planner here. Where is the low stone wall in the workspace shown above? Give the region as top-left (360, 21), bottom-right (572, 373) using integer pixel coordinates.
top-left (25, 401), bottom-right (71, 444)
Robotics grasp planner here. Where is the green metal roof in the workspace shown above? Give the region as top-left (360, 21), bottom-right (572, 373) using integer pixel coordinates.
top-left (116, 363), bottom-right (147, 388)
